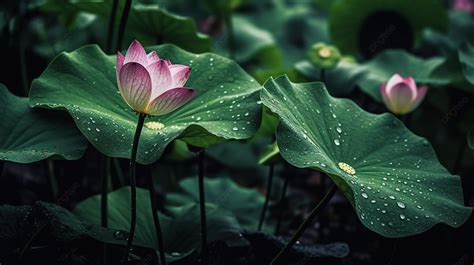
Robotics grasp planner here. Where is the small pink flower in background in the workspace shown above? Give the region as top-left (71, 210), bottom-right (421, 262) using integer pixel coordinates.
top-left (380, 74), bottom-right (428, 115)
top-left (452, 0), bottom-right (473, 14)
top-left (116, 40), bottom-right (195, 116)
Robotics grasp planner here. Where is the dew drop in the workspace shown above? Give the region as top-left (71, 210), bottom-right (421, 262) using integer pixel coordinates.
top-left (397, 201), bottom-right (406, 209)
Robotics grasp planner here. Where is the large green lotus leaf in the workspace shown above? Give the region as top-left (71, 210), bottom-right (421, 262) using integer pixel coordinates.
top-left (161, 203), bottom-right (243, 253)
top-left (74, 186), bottom-right (242, 256)
top-left (0, 84), bottom-right (87, 163)
top-left (357, 50), bottom-right (450, 102)
top-left (0, 202), bottom-right (170, 264)
top-left (29, 44), bottom-right (261, 164)
top-left (459, 43), bottom-right (474, 85)
top-left (260, 75), bottom-right (471, 238)
top-left (166, 177), bottom-right (274, 232)
top-left (74, 0), bottom-right (211, 53)
top-left (74, 187), bottom-right (157, 248)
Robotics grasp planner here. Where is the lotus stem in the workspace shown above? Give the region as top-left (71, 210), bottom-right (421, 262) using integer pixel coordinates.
top-left (320, 69), bottom-right (326, 83)
top-left (47, 159), bottom-right (58, 199)
top-left (198, 150), bottom-right (208, 264)
top-left (148, 169), bottom-right (167, 265)
top-left (101, 156), bottom-right (110, 265)
top-left (258, 163), bottom-right (275, 231)
top-left (116, 0), bottom-right (132, 51)
top-left (121, 113), bottom-right (146, 264)
top-left (270, 184), bottom-right (338, 265)
top-left (400, 113), bottom-right (412, 127)
top-left (106, 0), bottom-right (119, 53)
top-left (453, 137), bottom-right (467, 174)
top-left (113, 158), bottom-right (125, 186)
top-left (101, 156), bottom-right (110, 228)
top-left (19, 31), bottom-right (28, 96)
top-left (274, 174), bottom-right (289, 236)
top-left (225, 14), bottom-right (236, 60)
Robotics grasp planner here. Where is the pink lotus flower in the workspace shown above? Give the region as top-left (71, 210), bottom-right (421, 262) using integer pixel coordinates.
top-left (116, 40), bottom-right (195, 116)
top-left (452, 0), bottom-right (473, 14)
top-left (380, 74), bottom-right (427, 115)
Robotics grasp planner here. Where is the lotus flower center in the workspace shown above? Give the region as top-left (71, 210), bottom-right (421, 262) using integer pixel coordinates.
top-left (145, 121), bottom-right (165, 130)
top-left (318, 47), bottom-right (332, 59)
top-left (338, 162), bottom-right (356, 175)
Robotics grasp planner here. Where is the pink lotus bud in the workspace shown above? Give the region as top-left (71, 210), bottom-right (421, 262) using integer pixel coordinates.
top-left (452, 0), bottom-right (473, 14)
top-left (116, 40), bottom-right (195, 116)
top-left (380, 74), bottom-right (428, 115)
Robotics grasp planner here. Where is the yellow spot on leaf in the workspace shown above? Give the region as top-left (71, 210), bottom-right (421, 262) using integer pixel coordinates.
top-left (145, 121), bottom-right (165, 130)
top-left (338, 162), bottom-right (356, 175)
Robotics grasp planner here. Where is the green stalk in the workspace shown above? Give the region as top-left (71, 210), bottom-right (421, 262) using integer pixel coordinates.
top-left (116, 0), bottom-right (132, 51)
top-left (258, 164), bottom-right (274, 231)
top-left (101, 157), bottom-right (110, 227)
top-left (400, 114), bottom-right (412, 128)
top-left (320, 69), bottom-right (326, 84)
top-left (274, 174), bottom-right (289, 236)
top-left (113, 158), bottom-right (126, 186)
top-left (47, 159), bottom-right (58, 199)
top-left (101, 156), bottom-right (111, 265)
top-left (224, 14), bottom-right (236, 60)
top-left (198, 150), bottom-right (207, 264)
top-left (148, 170), bottom-right (167, 265)
top-left (0, 162), bottom-right (4, 178)
top-left (453, 137), bottom-right (467, 174)
top-left (270, 184), bottom-right (338, 265)
top-left (19, 31), bottom-right (29, 96)
top-left (121, 113), bottom-right (146, 264)
top-left (106, 0), bottom-right (119, 53)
